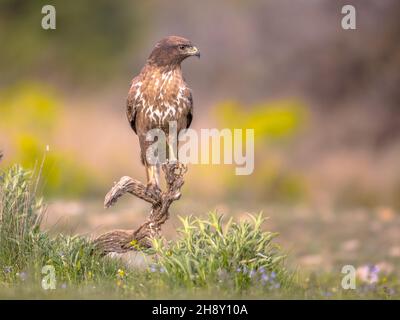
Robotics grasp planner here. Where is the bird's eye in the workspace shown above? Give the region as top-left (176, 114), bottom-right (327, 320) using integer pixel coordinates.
top-left (179, 45), bottom-right (186, 50)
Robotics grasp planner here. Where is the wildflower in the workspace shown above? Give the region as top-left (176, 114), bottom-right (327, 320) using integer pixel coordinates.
top-left (3, 266), bottom-right (12, 274)
top-left (159, 267), bottom-right (166, 273)
top-left (261, 273), bottom-right (269, 283)
top-left (149, 265), bottom-right (157, 273)
top-left (258, 267), bottom-right (266, 274)
top-left (61, 283), bottom-right (67, 289)
top-left (236, 267), bottom-right (241, 273)
top-left (357, 264), bottom-right (379, 284)
top-left (369, 264), bottom-right (379, 274)
top-left (261, 273), bottom-right (269, 286)
top-left (249, 270), bottom-right (256, 278)
top-left (129, 239), bottom-right (138, 248)
top-left (117, 269), bottom-right (125, 278)
top-left (270, 271), bottom-right (276, 279)
top-left (166, 250), bottom-right (173, 257)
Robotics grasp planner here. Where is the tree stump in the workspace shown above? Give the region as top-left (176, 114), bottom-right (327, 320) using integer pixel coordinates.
top-left (93, 162), bottom-right (187, 255)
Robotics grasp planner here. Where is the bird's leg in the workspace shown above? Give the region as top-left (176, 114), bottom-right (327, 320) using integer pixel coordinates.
top-left (154, 164), bottom-right (161, 187)
top-left (146, 165), bottom-right (155, 185)
top-left (145, 163), bottom-right (150, 182)
top-left (146, 165), bottom-right (161, 191)
top-left (167, 142), bottom-right (178, 164)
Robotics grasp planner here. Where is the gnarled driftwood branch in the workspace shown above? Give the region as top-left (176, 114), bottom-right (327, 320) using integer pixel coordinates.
top-left (93, 162), bottom-right (187, 255)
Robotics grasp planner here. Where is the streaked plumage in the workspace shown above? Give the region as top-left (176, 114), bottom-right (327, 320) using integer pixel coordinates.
top-left (126, 36), bottom-right (199, 188)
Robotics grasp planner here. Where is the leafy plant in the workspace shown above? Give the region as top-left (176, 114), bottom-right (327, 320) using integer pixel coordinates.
top-left (0, 164), bottom-right (398, 299)
top-left (151, 212), bottom-right (291, 291)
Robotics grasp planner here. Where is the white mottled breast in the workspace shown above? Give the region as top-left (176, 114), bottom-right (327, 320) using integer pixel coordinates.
top-left (132, 67), bottom-right (192, 130)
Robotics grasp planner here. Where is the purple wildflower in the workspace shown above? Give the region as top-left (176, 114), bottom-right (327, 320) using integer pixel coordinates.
top-left (149, 265), bottom-right (157, 273)
top-left (369, 264), bottom-right (378, 272)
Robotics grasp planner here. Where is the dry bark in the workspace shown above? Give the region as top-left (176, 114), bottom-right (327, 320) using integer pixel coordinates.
top-left (93, 162), bottom-right (187, 255)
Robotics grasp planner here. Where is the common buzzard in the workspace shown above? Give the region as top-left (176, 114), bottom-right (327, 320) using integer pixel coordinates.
top-left (126, 36), bottom-right (200, 189)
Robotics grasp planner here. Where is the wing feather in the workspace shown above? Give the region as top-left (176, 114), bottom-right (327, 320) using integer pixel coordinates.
top-left (185, 89), bottom-right (193, 129)
top-left (126, 77), bottom-right (141, 134)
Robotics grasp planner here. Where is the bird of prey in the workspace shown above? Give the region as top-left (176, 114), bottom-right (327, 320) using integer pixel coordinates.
top-left (126, 36), bottom-right (200, 189)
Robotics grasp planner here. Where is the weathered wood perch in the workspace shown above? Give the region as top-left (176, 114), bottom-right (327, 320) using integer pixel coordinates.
top-left (93, 162), bottom-right (187, 255)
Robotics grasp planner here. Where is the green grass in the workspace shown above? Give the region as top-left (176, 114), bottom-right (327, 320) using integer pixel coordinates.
top-left (0, 164), bottom-right (399, 299)
top-left (0, 165), bottom-right (122, 286)
top-left (150, 213), bottom-right (291, 291)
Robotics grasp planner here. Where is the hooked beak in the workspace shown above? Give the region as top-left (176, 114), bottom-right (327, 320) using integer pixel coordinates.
top-left (188, 46), bottom-right (200, 58)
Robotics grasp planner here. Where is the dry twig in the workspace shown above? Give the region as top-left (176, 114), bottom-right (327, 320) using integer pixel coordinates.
top-left (93, 162), bottom-right (187, 255)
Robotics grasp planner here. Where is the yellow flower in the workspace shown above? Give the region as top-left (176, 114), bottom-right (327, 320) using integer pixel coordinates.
top-left (116, 280), bottom-right (122, 287)
top-left (166, 250), bottom-right (172, 256)
top-left (130, 239), bottom-right (138, 248)
top-left (117, 269), bottom-right (125, 278)
top-left (87, 271), bottom-right (93, 279)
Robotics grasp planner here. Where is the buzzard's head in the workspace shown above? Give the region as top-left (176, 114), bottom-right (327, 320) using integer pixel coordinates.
top-left (148, 36), bottom-right (200, 67)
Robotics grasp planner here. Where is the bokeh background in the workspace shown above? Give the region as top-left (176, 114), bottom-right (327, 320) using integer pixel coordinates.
top-left (1, 0), bottom-right (399, 275)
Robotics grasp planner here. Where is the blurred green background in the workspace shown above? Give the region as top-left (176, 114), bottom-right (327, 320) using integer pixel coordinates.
top-left (1, 0), bottom-right (400, 274)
